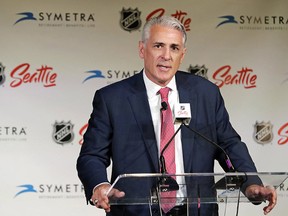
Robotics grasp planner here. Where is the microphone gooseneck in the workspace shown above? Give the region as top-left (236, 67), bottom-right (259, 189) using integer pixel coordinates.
top-left (183, 124), bottom-right (235, 172)
top-left (159, 124), bottom-right (183, 174)
top-left (182, 122), bottom-right (246, 195)
top-left (158, 104), bottom-right (180, 192)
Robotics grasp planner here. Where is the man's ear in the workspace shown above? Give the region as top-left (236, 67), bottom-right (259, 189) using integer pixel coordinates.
top-left (180, 47), bottom-right (187, 63)
top-left (138, 41), bottom-right (145, 59)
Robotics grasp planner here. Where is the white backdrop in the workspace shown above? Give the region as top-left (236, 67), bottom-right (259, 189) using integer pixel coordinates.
top-left (1, 0), bottom-right (287, 215)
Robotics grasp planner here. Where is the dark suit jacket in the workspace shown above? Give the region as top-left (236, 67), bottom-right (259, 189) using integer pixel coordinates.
top-left (77, 71), bottom-right (259, 216)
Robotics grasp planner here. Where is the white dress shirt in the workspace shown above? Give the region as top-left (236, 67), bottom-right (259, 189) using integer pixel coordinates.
top-left (143, 71), bottom-right (187, 200)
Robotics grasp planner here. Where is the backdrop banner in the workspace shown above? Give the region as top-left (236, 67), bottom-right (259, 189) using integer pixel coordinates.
top-left (1, 0), bottom-right (287, 215)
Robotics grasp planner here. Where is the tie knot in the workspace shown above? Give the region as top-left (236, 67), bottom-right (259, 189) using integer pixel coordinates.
top-left (159, 87), bottom-right (170, 100)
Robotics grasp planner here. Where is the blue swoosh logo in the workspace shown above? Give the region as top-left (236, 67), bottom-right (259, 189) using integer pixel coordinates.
top-left (14, 12), bottom-right (37, 25)
top-left (83, 70), bottom-right (105, 83)
top-left (14, 184), bottom-right (37, 197)
top-left (217, 15), bottom-right (238, 28)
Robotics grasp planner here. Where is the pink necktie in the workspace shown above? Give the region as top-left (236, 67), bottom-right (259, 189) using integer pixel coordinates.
top-left (159, 87), bottom-right (176, 213)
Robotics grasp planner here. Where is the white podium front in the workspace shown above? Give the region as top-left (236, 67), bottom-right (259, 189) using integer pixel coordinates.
top-left (106, 172), bottom-right (287, 216)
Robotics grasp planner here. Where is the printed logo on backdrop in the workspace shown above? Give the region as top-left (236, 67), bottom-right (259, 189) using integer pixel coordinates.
top-left (146, 8), bottom-right (191, 32)
top-left (14, 12), bottom-right (37, 24)
top-left (216, 15), bottom-right (238, 28)
top-left (212, 65), bottom-right (257, 89)
top-left (0, 126), bottom-right (27, 142)
top-left (52, 121), bottom-right (74, 145)
top-left (278, 182), bottom-right (288, 198)
top-left (82, 70), bottom-right (105, 83)
top-left (9, 63), bottom-right (57, 88)
top-left (83, 69), bottom-right (139, 84)
top-left (120, 8), bottom-right (142, 32)
top-left (14, 184), bottom-right (37, 197)
top-left (253, 121), bottom-right (273, 145)
top-left (185, 64), bottom-right (258, 89)
top-left (119, 7), bottom-right (192, 32)
top-left (14, 183), bottom-right (84, 199)
top-left (0, 62), bottom-right (6, 86)
top-left (278, 122), bottom-right (288, 145)
top-left (14, 11), bottom-right (95, 28)
top-left (187, 65), bottom-right (208, 80)
top-left (216, 14), bottom-right (288, 31)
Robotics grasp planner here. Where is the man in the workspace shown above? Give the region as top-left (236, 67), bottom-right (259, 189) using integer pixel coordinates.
top-left (77, 16), bottom-right (276, 215)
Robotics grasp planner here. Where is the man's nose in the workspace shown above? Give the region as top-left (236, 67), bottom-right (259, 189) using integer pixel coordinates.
top-left (162, 48), bottom-right (172, 60)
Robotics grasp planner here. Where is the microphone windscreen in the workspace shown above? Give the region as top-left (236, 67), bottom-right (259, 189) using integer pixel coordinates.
top-left (161, 101), bottom-right (168, 111)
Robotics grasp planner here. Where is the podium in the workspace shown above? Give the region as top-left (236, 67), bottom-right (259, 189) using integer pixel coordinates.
top-left (106, 172), bottom-right (288, 216)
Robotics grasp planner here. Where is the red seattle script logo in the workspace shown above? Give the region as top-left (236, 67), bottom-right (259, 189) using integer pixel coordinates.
top-left (212, 65), bottom-right (257, 89)
top-left (146, 8), bottom-right (191, 31)
top-left (10, 63), bottom-right (57, 87)
top-left (278, 122), bottom-right (288, 145)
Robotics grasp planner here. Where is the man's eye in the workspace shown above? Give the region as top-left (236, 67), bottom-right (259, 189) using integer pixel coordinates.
top-left (155, 44), bottom-right (162, 48)
top-left (171, 46), bottom-right (179, 51)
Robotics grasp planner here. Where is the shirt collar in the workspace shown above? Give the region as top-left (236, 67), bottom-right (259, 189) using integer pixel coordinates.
top-left (143, 70), bottom-right (177, 99)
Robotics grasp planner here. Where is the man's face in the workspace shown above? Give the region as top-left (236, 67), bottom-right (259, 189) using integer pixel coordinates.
top-left (139, 24), bottom-right (186, 86)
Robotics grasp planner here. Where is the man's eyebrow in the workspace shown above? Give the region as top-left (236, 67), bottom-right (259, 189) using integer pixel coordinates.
top-left (153, 42), bottom-right (165, 45)
top-left (153, 42), bottom-right (180, 47)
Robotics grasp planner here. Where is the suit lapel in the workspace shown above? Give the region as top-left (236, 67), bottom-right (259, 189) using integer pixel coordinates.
top-left (176, 73), bottom-right (198, 173)
top-left (127, 72), bottom-right (159, 172)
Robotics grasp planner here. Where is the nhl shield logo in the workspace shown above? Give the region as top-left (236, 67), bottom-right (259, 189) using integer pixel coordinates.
top-left (253, 121), bottom-right (273, 145)
top-left (187, 64), bottom-right (208, 79)
top-left (120, 8), bottom-right (141, 32)
top-left (0, 62), bottom-right (6, 85)
top-left (52, 121), bottom-right (74, 145)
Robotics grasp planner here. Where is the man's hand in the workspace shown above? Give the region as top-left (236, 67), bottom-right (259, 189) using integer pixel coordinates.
top-left (245, 184), bottom-right (277, 215)
top-left (91, 184), bottom-right (125, 213)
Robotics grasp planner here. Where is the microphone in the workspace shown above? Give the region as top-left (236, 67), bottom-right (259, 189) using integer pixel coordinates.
top-left (158, 103), bottom-right (181, 192)
top-left (158, 103), bottom-right (193, 192)
top-left (158, 103), bottom-right (191, 175)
